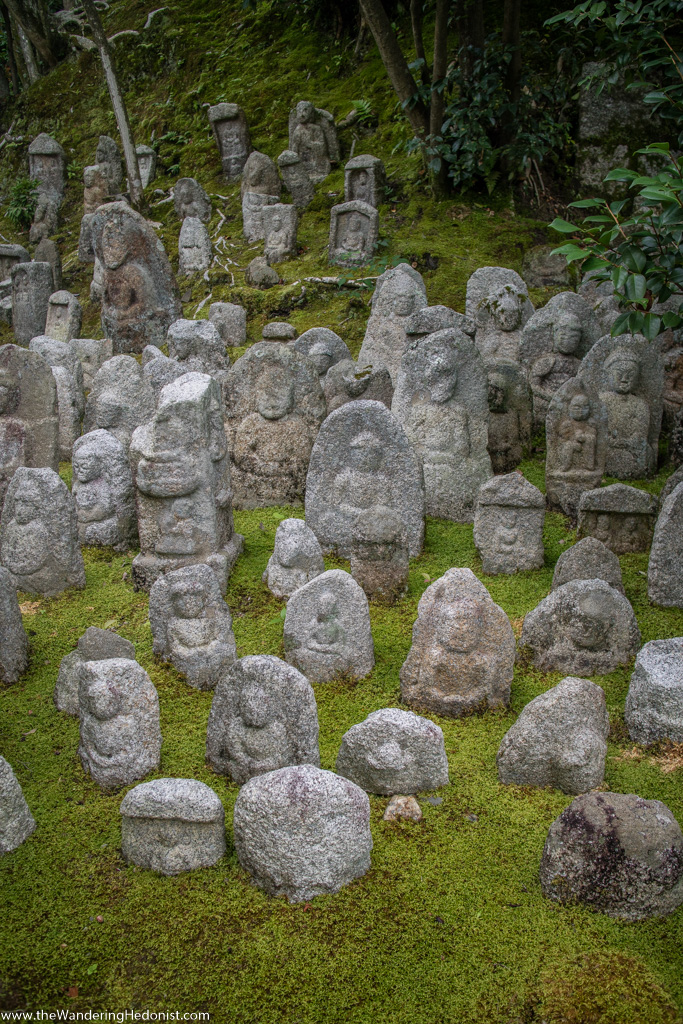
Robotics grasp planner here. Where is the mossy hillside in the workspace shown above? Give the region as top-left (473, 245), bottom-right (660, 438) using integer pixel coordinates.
top-left (2, 457), bottom-right (683, 1023)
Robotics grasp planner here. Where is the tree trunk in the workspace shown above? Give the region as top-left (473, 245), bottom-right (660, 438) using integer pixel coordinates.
top-left (1, 4), bottom-right (21, 94)
top-left (502, 0), bottom-right (521, 104)
top-left (456, 0), bottom-right (485, 79)
top-left (81, 0), bottom-right (143, 207)
top-left (410, 0), bottom-right (428, 84)
top-left (429, 0), bottom-right (449, 139)
top-left (2, 0), bottom-right (65, 68)
top-left (16, 22), bottom-right (38, 83)
top-left (358, 0), bottom-right (429, 138)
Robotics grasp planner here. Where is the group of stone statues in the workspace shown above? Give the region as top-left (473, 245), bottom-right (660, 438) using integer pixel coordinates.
top-left (2, 119), bottom-right (683, 922)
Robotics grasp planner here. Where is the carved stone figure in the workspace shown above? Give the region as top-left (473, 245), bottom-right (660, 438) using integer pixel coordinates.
top-left (0, 567), bottom-right (28, 685)
top-left (0, 244), bottom-right (29, 281)
top-left (357, 263), bottom-right (428, 384)
top-left (465, 267), bottom-right (535, 361)
top-left (83, 354), bottom-right (155, 452)
top-left (473, 473), bottom-right (545, 575)
top-left (242, 191), bottom-right (279, 244)
top-left (284, 569), bottom-right (375, 683)
top-left (552, 536), bottom-right (624, 594)
top-left (577, 483), bottom-right (659, 554)
top-left (130, 372), bottom-right (243, 591)
top-left (206, 655), bottom-right (320, 783)
top-left (54, 627), bottom-right (135, 717)
top-left (648, 481), bottom-right (683, 607)
top-left (520, 579), bottom-right (641, 675)
top-left (394, 328), bottom-right (493, 522)
top-left (209, 302), bottom-right (247, 348)
top-left (95, 135), bottom-right (123, 193)
top-left (11, 262), bottom-right (53, 344)
top-left (344, 155), bottom-right (385, 208)
top-left (305, 400), bottom-right (425, 558)
top-left (173, 178), bottom-right (211, 223)
top-left (0, 467), bottom-right (85, 596)
top-left (29, 336), bottom-right (85, 461)
top-left (288, 101), bottom-right (339, 182)
top-left (350, 506), bottom-right (409, 604)
top-left (400, 568), bottom-right (515, 718)
top-left (240, 151), bottom-right (281, 199)
top-left (28, 193), bottom-right (59, 244)
top-left (224, 342), bottom-right (326, 508)
top-left (0, 345), bottom-right (58, 507)
top-left (520, 291), bottom-right (601, 424)
top-left (178, 217), bottom-right (212, 276)
top-left (293, 327), bottom-right (351, 378)
top-left (78, 658), bottom-right (162, 791)
top-left (404, 305), bottom-right (476, 344)
top-left (44, 290), bottom-right (82, 343)
top-left (136, 144), bottom-right (157, 188)
top-left (149, 564), bottom-right (237, 690)
top-left (336, 708), bottom-right (448, 795)
top-left (72, 429), bottom-right (137, 551)
top-left (120, 778), bottom-right (226, 875)
top-left (71, 338), bottom-right (114, 391)
top-left (262, 518), bottom-right (324, 599)
top-left (34, 238), bottom-right (62, 291)
top-left (485, 359), bottom-right (532, 473)
top-left (0, 757), bottom-right (36, 854)
top-left (545, 378), bottom-right (607, 518)
top-left (578, 333), bottom-right (663, 478)
top-left (141, 348), bottom-right (185, 399)
top-left (28, 133), bottom-right (66, 237)
top-left (263, 204), bottom-right (298, 263)
top-left (208, 103), bottom-right (252, 181)
top-left (277, 150), bottom-right (314, 209)
top-left (328, 200), bottom-right (379, 267)
top-left (322, 359), bottom-right (393, 415)
top-left (91, 201), bottom-right (182, 354)
top-left (166, 318), bottom-right (230, 399)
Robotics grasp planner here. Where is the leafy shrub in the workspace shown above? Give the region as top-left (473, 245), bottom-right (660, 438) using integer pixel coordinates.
top-left (6, 177), bottom-right (39, 230)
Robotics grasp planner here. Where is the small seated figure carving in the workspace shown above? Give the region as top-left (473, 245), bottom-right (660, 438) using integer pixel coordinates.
top-left (599, 348), bottom-right (651, 478)
top-left (530, 312), bottom-right (583, 422)
top-left (72, 429), bottom-right (137, 551)
top-left (263, 518), bottom-right (324, 599)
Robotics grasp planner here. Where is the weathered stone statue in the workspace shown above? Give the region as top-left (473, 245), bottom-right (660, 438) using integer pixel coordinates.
top-left (357, 263), bottom-right (428, 383)
top-left (0, 467), bottom-right (85, 596)
top-left (288, 101), bottom-right (339, 182)
top-left (400, 568), bottom-right (515, 718)
top-left (178, 217), bottom-right (212, 276)
top-left (293, 327), bottom-right (351, 378)
top-left (130, 372), bottom-right (243, 591)
top-left (577, 482), bottom-right (659, 553)
top-left (485, 359), bottom-right (532, 473)
top-left (0, 244), bottom-right (29, 281)
top-left (91, 201), bottom-right (182, 354)
top-left (224, 342), bottom-right (326, 508)
top-left (209, 302), bottom-right (247, 347)
top-left (206, 654), bottom-right (320, 783)
top-left (322, 359), bottom-right (393, 415)
top-left (284, 568), bottom-right (375, 683)
top-left (0, 567), bottom-right (28, 685)
top-left (263, 204), bottom-right (298, 263)
top-left (72, 429), bottom-right (137, 551)
top-left (648, 481), bottom-right (683, 607)
top-left (71, 338), bottom-right (113, 391)
top-left (83, 354), bottom-right (155, 452)
top-left (44, 290), bottom-right (82, 342)
top-left (465, 267), bottom-right (534, 361)
top-left (277, 150), bottom-right (314, 209)
top-left (578, 333), bottom-right (663, 478)
top-left (545, 377), bottom-right (607, 518)
top-left (149, 564), bottom-right (237, 690)
top-left (28, 133), bottom-right (65, 240)
top-left (95, 135), bottom-right (123, 193)
top-left (473, 473), bottom-right (545, 575)
top-left (350, 506), bottom-right (409, 604)
top-left (166, 318), bottom-right (230, 400)
top-left (11, 261), bottom-right (53, 344)
top-left (521, 292), bottom-right (600, 424)
top-left (393, 328), bottom-right (493, 522)
top-left (78, 658), bottom-right (162, 791)
top-left (208, 103), bottom-right (252, 180)
top-left (34, 238), bottom-right (62, 291)
top-left (54, 626), bottom-right (135, 717)
top-left (520, 579), bottom-right (641, 675)
top-left (305, 399), bottom-right (425, 558)
top-left (262, 518), bottom-right (324, 599)
top-left (136, 144), bottom-right (157, 188)
top-left (0, 757), bottom-right (36, 854)
top-left (552, 536), bottom-right (624, 593)
top-left (344, 155), bottom-right (385, 207)
top-left (328, 201), bottom-right (379, 267)
top-left (240, 151), bottom-right (281, 243)
top-left (0, 345), bottom-right (58, 508)
top-left (173, 178), bottom-right (211, 223)
top-left (29, 336), bottom-right (84, 457)
top-left (625, 637), bottom-right (683, 745)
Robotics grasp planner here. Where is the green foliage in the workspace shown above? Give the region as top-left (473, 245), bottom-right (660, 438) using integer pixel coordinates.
top-left (550, 143), bottom-right (683, 340)
top-left (351, 98), bottom-right (374, 127)
top-left (5, 177), bottom-right (38, 230)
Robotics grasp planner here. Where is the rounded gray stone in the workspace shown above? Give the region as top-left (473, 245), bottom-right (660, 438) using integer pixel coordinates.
top-left (232, 764), bottom-right (372, 902)
top-left (336, 708), bottom-right (449, 795)
top-left (262, 518), bottom-right (324, 599)
top-left (552, 537), bottom-right (624, 593)
top-left (0, 756), bottom-right (36, 854)
top-left (625, 638), bottom-right (683, 745)
top-left (55, 627), bottom-right (135, 716)
top-left (293, 328), bottom-right (351, 377)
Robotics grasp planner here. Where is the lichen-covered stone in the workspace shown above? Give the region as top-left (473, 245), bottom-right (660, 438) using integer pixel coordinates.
top-left (497, 677), bottom-right (609, 794)
top-left (322, 359), bottom-right (393, 415)
top-left (539, 792), bottom-right (683, 921)
top-left (262, 517), bottom-right (324, 599)
top-left (206, 655), bottom-right (319, 784)
top-left (485, 359), bottom-right (532, 474)
top-left (11, 262), bottom-right (53, 344)
top-left (328, 200), bottom-right (379, 267)
top-left (28, 337), bottom-right (85, 462)
top-left (552, 536), bottom-right (624, 593)
top-left (577, 483), bottom-right (659, 554)
top-left (54, 627), bottom-right (135, 717)
top-left (0, 345), bottom-right (59, 508)
top-left (44, 289), bottom-right (82, 343)
top-left (71, 338), bottom-right (113, 391)
top-left (208, 103), bottom-right (251, 181)
top-left (263, 204), bottom-right (298, 263)
top-left (293, 328), bottom-right (351, 378)
top-left (277, 150), bottom-right (314, 209)
top-left (344, 154), bottom-right (385, 207)
top-left (288, 102), bottom-right (339, 183)
top-left (209, 302), bottom-right (246, 347)
top-left (465, 266), bottom-right (534, 361)
top-left (83, 354), bottom-right (155, 452)
top-left (173, 178), bottom-right (211, 223)
top-left (336, 708), bottom-right (448, 795)
top-left (625, 638), bottom-right (683, 745)
top-left (178, 217), bottom-right (212, 276)
top-left (473, 473), bottom-right (545, 575)
top-left (357, 264), bottom-right (428, 383)
top-left (0, 757), bottom-right (36, 854)
top-left (245, 256), bottom-right (279, 288)
top-left (350, 506), bottom-right (409, 604)
top-left (0, 566), bottom-right (28, 685)
top-left (546, 378), bottom-right (607, 518)
top-left (648, 481), bottom-right (683, 607)
top-left (233, 764), bottom-right (371, 902)
top-left (72, 429), bottom-right (137, 551)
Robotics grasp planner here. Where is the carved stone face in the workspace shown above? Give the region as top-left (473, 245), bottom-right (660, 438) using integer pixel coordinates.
top-left (435, 598), bottom-right (483, 653)
top-left (567, 596), bottom-right (610, 651)
top-left (270, 215), bottom-right (283, 233)
top-left (490, 287), bottom-right (523, 332)
top-left (494, 509), bottom-right (518, 548)
top-left (424, 344), bottom-right (457, 403)
top-left (350, 431), bottom-right (383, 472)
top-left (569, 393), bottom-right (591, 422)
top-left (239, 673), bottom-right (271, 728)
top-left (606, 353), bottom-right (640, 395)
top-left (553, 314), bottom-right (582, 355)
top-left (12, 483), bottom-right (42, 525)
top-left (72, 446), bottom-right (102, 483)
top-left (487, 376), bottom-right (507, 413)
top-left (257, 367), bottom-right (294, 420)
top-left (296, 101), bottom-right (315, 124)
top-left (172, 584), bottom-right (206, 619)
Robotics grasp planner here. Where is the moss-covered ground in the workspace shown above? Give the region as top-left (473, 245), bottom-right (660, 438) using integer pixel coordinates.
top-left (1, 0), bottom-right (683, 1018)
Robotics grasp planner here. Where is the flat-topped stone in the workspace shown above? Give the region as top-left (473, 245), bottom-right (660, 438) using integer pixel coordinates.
top-left (577, 483), bottom-right (659, 554)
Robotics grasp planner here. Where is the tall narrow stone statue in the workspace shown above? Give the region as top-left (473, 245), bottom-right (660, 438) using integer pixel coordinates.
top-left (208, 103), bottom-right (252, 181)
top-left (178, 217), bottom-right (211, 276)
top-left (0, 467), bottom-right (85, 596)
top-left (344, 155), bottom-right (385, 207)
top-left (648, 481), bottom-right (683, 607)
top-left (357, 263), bottom-right (428, 383)
top-left (545, 377), bottom-right (607, 517)
top-left (130, 372), bottom-right (243, 591)
top-left (328, 201), bottom-right (378, 267)
top-left (0, 567), bottom-right (28, 685)
top-left (28, 133), bottom-right (66, 241)
top-left (0, 345), bottom-right (58, 508)
top-left (263, 204), bottom-right (298, 263)
top-left (136, 145), bottom-right (157, 188)
top-left (305, 400), bottom-right (425, 558)
top-left (393, 328), bottom-right (493, 522)
top-left (241, 151), bottom-right (281, 243)
top-left (83, 354), bottom-right (155, 452)
top-left (277, 150), bottom-right (314, 209)
top-left (578, 333), bottom-right (663, 478)
top-left (288, 101), bottom-right (339, 182)
top-left (465, 267), bottom-right (534, 361)
top-left (91, 201), bottom-right (182, 354)
top-left (485, 360), bottom-right (532, 473)
top-left (72, 429), bottom-right (137, 551)
top-left (224, 343), bottom-right (326, 508)
top-left (29, 336), bottom-right (85, 462)
top-left (11, 262), bottom-right (53, 344)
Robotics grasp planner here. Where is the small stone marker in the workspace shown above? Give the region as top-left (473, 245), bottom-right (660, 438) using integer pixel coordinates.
top-left (83, 354), bottom-right (155, 452)
top-left (344, 154), bottom-right (385, 207)
top-left (328, 200), bottom-right (378, 267)
top-left (625, 638), bottom-right (683, 744)
top-left (322, 359), bottom-right (393, 415)
top-left (485, 359), bottom-right (533, 474)
top-left (11, 262), bottom-right (53, 344)
top-left (473, 473), bottom-right (545, 575)
top-left (71, 338), bottom-right (113, 391)
top-left (551, 536), bottom-right (624, 593)
top-left (648, 481), bottom-right (683, 607)
top-left (136, 144), bottom-right (157, 188)
top-left (173, 178), bottom-right (211, 223)
top-left (277, 150), bottom-right (314, 209)
top-left (178, 217), bottom-right (212, 275)
top-left (208, 103), bottom-right (252, 181)
top-left (263, 204), bottom-right (298, 263)
top-left (72, 429), bottom-right (137, 551)
top-left (233, 764), bottom-right (372, 902)
top-left (262, 518), bottom-right (324, 599)
top-left (293, 327), bottom-right (351, 378)
top-left (0, 757), bottom-right (36, 854)
top-left (0, 567), bottom-right (28, 685)
top-left (0, 345), bottom-right (59, 507)
top-left (209, 302), bottom-right (247, 347)
top-left (206, 654), bottom-right (320, 784)
top-left (54, 626), bottom-right (135, 717)
top-left (357, 263), bottom-right (428, 384)
top-left (577, 483), bottom-right (658, 554)
top-left (465, 266), bottom-right (534, 361)
top-left (120, 779), bottom-right (226, 875)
